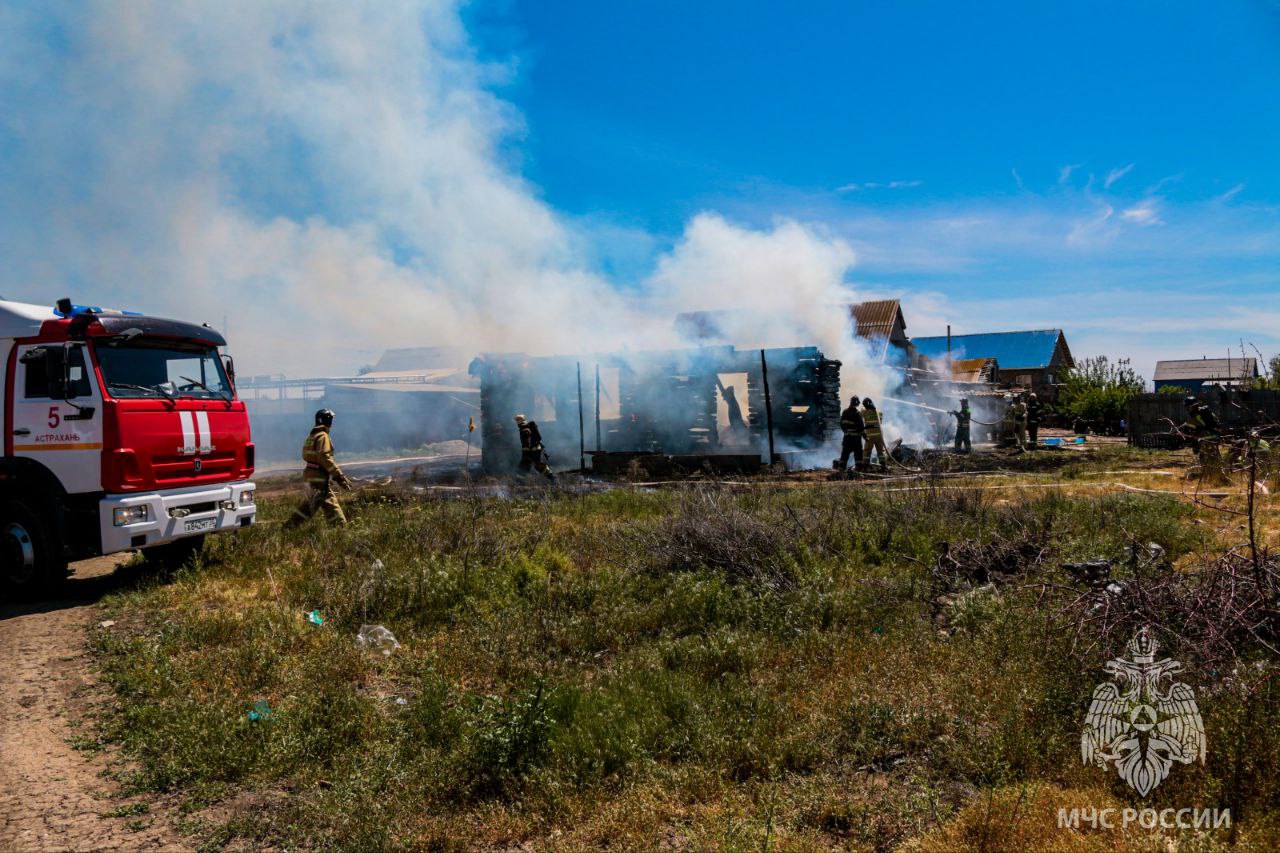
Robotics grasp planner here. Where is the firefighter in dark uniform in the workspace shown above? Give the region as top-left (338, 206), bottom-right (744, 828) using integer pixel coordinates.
top-left (861, 397), bottom-right (889, 472)
top-left (515, 414), bottom-right (555, 482)
top-left (1025, 392), bottom-right (1043, 449)
top-left (1182, 396), bottom-right (1219, 466)
top-left (951, 398), bottom-right (972, 453)
top-left (286, 409), bottom-right (351, 527)
top-left (835, 395), bottom-right (864, 471)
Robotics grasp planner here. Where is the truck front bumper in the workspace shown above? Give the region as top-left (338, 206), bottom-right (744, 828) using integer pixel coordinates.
top-left (99, 481), bottom-right (256, 554)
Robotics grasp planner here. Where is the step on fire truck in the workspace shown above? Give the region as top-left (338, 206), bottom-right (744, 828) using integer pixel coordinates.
top-left (1, 298), bottom-right (256, 592)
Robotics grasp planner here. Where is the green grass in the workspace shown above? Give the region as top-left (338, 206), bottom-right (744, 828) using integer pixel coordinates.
top-left (88, 477), bottom-right (1278, 850)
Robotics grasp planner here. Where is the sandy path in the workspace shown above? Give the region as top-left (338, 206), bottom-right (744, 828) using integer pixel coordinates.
top-left (0, 557), bottom-right (190, 852)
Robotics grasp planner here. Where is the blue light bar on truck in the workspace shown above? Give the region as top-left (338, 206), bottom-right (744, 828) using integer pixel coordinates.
top-left (53, 298), bottom-right (142, 318)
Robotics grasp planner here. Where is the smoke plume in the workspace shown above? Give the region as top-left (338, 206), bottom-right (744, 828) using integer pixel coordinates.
top-left (1, 0), bottom-right (919, 441)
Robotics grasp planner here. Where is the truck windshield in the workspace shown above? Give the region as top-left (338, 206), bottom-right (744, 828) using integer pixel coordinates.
top-left (94, 338), bottom-right (231, 401)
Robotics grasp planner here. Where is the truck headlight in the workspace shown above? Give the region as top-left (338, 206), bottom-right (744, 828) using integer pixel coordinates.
top-left (113, 505), bottom-right (149, 526)
top-left (240, 489), bottom-right (255, 506)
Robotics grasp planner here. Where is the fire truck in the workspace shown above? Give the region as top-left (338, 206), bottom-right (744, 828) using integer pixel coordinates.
top-left (1, 298), bottom-right (256, 592)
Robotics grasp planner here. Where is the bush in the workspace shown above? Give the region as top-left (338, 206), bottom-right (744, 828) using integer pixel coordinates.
top-left (1056, 355), bottom-right (1146, 426)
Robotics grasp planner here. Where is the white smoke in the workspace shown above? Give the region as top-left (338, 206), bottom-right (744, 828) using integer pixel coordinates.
top-left (0, 0), bottom-right (904, 431)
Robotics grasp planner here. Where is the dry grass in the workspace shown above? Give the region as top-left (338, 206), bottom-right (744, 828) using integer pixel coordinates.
top-left (83, 449), bottom-right (1280, 851)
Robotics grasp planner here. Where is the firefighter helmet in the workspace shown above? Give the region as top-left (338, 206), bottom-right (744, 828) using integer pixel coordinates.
top-left (862, 397), bottom-right (875, 408)
top-left (514, 413), bottom-right (527, 425)
top-left (314, 408), bottom-right (335, 427)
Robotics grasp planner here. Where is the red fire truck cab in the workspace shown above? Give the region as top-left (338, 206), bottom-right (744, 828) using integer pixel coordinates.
top-left (1, 298), bottom-right (256, 592)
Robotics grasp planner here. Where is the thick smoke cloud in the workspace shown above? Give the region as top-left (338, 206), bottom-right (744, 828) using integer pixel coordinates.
top-left (0, 0), bottom-right (893, 418)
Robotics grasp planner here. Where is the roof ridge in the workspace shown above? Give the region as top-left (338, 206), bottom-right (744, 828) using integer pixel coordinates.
top-left (913, 329), bottom-right (1062, 338)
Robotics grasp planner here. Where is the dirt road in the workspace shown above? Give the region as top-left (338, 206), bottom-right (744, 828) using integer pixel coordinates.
top-left (0, 558), bottom-right (189, 852)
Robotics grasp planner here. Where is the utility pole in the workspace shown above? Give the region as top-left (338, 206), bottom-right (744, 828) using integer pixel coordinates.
top-left (576, 361), bottom-right (586, 472)
top-left (760, 349), bottom-right (775, 465)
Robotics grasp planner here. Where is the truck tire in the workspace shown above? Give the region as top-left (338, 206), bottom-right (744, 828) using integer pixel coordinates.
top-left (0, 499), bottom-right (64, 596)
top-left (140, 534), bottom-right (206, 573)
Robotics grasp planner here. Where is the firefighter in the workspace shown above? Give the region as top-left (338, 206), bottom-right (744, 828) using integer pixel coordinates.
top-left (515, 413), bottom-right (555, 482)
top-left (860, 397), bottom-right (889, 472)
top-left (835, 395), bottom-right (864, 471)
top-left (1181, 396), bottom-right (1220, 466)
top-left (1025, 392), bottom-right (1043, 449)
top-left (1010, 394), bottom-right (1029, 450)
top-left (286, 408), bottom-right (351, 527)
top-left (951, 398), bottom-right (972, 454)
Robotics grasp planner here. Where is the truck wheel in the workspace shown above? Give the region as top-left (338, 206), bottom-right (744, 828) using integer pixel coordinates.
top-left (0, 500), bottom-right (62, 595)
top-left (141, 534), bottom-right (206, 573)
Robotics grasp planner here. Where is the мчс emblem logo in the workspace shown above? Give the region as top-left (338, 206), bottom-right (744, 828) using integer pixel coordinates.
top-left (1081, 627), bottom-right (1206, 796)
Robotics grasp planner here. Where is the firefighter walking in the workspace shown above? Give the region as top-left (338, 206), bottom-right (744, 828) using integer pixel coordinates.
top-left (515, 414), bottom-right (555, 482)
top-left (860, 397), bottom-right (888, 472)
top-left (287, 408), bottom-right (351, 527)
top-left (835, 395), bottom-right (864, 472)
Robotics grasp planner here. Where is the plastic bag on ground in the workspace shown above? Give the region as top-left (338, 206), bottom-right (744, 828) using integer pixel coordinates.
top-left (356, 624), bottom-right (400, 656)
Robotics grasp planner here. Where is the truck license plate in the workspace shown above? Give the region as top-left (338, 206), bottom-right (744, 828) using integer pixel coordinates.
top-left (184, 517), bottom-right (217, 533)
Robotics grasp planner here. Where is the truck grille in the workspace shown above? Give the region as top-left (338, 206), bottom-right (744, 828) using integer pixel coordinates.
top-left (152, 452), bottom-right (238, 484)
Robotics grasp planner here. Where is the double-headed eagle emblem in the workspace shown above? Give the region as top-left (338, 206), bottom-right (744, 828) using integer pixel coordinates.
top-left (1081, 628), bottom-right (1206, 796)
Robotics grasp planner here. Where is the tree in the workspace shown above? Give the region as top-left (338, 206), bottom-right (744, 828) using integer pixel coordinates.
top-left (1257, 355), bottom-right (1280, 391)
top-left (1056, 356), bottom-right (1146, 427)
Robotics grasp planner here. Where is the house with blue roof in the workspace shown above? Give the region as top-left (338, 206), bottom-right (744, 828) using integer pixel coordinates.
top-left (911, 329), bottom-right (1073, 397)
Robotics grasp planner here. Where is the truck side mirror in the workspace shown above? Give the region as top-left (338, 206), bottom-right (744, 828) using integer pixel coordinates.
top-left (45, 346), bottom-right (69, 400)
top-left (222, 354), bottom-right (236, 391)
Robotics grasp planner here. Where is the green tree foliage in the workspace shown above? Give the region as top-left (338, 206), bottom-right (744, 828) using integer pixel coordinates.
top-left (1056, 356), bottom-right (1146, 425)
top-left (1258, 355), bottom-right (1280, 391)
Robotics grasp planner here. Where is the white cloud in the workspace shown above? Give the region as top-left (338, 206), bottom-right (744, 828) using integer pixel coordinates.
top-left (1058, 163), bottom-right (1082, 185)
top-left (1120, 199), bottom-right (1163, 227)
top-left (1217, 182), bottom-right (1245, 202)
top-left (1145, 173), bottom-right (1183, 194)
top-left (1066, 201), bottom-right (1116, 246)
top-left (1103, 163), bottom-right (1134, 189)
top-left (836, 180), bottom-right (921, 192)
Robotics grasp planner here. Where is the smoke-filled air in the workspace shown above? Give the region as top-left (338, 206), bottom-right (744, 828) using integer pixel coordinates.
top-left (0, 0), bottom-right (908, 431)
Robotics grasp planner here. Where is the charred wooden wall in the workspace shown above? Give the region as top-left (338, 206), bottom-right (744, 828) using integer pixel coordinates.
top-left (470, 345), bottom-right (842, 473)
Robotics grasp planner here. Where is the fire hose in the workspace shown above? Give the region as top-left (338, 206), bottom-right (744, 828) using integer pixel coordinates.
top-left (881, 395), bottom-right (1002, 426)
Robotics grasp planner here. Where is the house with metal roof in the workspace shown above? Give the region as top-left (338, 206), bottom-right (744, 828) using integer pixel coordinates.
top-left (911, 329), bottom-right (1073, 395)
top-left (1153, 357), bottom-right (1258, 392)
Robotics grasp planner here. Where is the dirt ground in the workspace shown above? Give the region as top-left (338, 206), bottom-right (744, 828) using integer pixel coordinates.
top-left (0, 556), bottom-right (190, 853)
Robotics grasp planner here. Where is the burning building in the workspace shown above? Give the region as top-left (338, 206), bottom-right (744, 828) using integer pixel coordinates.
top-left (468, 345), bottom-right (842, 474)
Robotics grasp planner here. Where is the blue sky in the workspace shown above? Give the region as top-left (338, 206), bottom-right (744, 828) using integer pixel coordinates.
top-left (1, 1), bottom-right (1277, 378)
top-left (476, 1), bottom-right (1279, 222)
top-left (466, 0), bottom-right (1280, 374)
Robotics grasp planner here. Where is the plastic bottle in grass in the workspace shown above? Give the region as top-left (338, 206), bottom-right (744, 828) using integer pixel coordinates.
top-left (355, 625), bottom-right (400, 656)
